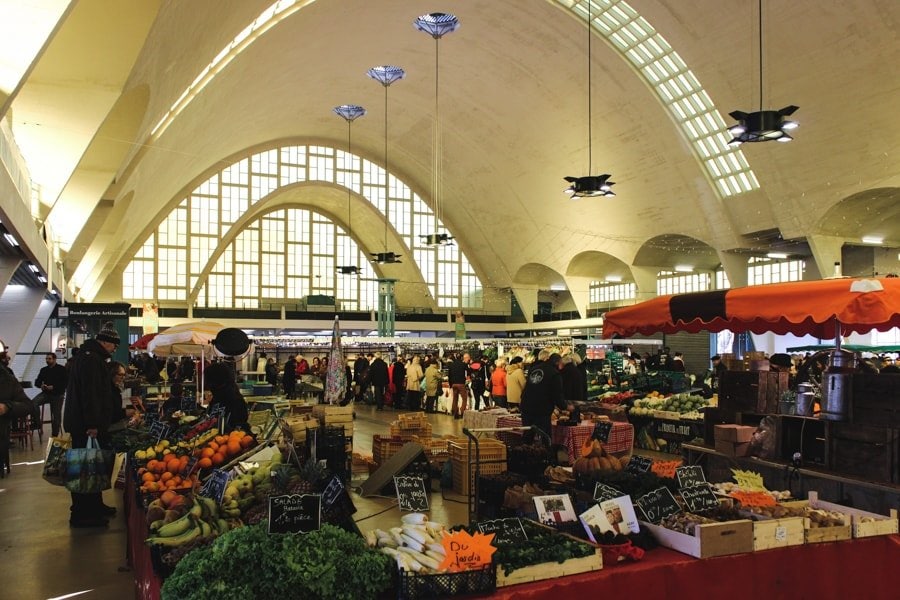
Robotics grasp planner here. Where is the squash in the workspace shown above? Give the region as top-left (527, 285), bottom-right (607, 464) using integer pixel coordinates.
top-left (597, 457), bottom-right (613, 471)
top-left (588, 457), bottom-right (601, 471)
top-left (619, 455), bottom-right (630, 469)
top-left (573, 457), bottom-right (590, 475)
top-left (580, 438), bottom-right (595, 459)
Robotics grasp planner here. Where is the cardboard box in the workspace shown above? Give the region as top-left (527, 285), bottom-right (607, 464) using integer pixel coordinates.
top-left (715, 439), bottom-right (751, 457)
top-left (714, 424), bottom-right (755, 443)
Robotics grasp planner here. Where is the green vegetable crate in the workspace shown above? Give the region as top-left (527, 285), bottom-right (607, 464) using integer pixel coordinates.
top-left (494, 520), bottom-right (603, 588)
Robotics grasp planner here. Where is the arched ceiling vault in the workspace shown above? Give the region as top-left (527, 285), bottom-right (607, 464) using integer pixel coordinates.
top-left (2, 0), bottom-right (898, 302)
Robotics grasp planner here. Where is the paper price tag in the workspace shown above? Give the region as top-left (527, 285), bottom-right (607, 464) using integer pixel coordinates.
top-left (775, 526), bottom-right (787, 542)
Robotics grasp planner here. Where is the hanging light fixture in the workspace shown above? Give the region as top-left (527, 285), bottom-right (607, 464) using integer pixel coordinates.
top-left (415, 12), bottom-right (459, 246)
top-left (367, 65), bottom-right (405, 264)
top-left (333, 104), bottom-right (366, 276)
top-left (727, 0), bottom-right (798, 145)
top-left (564, 2), bottom-right (615, 199)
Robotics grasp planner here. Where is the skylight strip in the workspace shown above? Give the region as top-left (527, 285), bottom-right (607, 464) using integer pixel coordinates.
top-left (560, 0), bottom-right (758, 198)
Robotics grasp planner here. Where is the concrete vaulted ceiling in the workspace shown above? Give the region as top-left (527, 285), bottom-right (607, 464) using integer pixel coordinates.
top-left (3, 0), bottom-right (900, 303)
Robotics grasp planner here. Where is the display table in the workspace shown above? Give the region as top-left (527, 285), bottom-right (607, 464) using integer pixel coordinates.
top-left (125, 462), bottom-right (163, 600)
top-left (489, 534), bottom-right (900, 598)
top-left (552, 422), bottom-right (634, 463)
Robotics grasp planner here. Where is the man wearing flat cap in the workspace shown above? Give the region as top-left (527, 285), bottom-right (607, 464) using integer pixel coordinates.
top-left (64, 322), bottom-right (120, 527)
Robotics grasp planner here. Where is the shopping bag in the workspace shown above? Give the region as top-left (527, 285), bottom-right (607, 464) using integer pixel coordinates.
top-left (64, 437), bottom-right (114, 494)
top-left (42, 433), bottom-right (72, 486)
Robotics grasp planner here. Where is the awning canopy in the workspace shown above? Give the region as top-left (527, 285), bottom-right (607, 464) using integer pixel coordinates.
top-left (602, 278), bottom-right (900, 339)
top-left (147, 321), bottom-right (225, 357)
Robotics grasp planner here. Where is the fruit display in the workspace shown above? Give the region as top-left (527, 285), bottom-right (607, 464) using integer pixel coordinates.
top-left (630, 393), bottom-right (708, 419)
top-left (145, 494), bottom-right (232, 548)
top-left (237, 458), bottom-right (327, 524)
top-left (190, 429), bottom-right (257, 471)
top-left (365, 513), bottom-right (451, 574)
top-left (572, 439), bottom-right (630, 475)
top-left (137, 453), bottom-right (199, 494)
top-left (596, 390), bottom-right (637, 405)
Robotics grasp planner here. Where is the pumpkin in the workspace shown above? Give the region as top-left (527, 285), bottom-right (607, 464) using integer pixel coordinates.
top-left (597, 457), bottom-right (613, 471)
top-left (573, 457), bottom-right (590, 474)
top-left (588, 457), bottom-right (601, 471)
top-left (581, 438), bottom-right (595, 459)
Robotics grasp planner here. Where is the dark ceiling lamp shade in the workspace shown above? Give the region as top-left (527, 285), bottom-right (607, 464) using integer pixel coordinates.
top-left (564, 174), bottom-right (615, 198)
top-left (728, 106), bottom-right (798, 144)
top-left (563, 2), bottom-right (614, 199)
top-left (726, 0), bottom-right (798, 146)
top-left (333, 103), bottom-right (366, 276)
top-left (415, 12), bottom-right (460, 247)
top-left (367, 65), bottom-right (405, 265)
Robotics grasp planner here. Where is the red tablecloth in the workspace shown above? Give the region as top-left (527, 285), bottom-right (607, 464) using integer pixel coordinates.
top-left (552, 422), bottom-right (634, 463)
top-left (125, 465), bottom-right (163, 600)
top-left (489, 534), bottom-right (900, 599)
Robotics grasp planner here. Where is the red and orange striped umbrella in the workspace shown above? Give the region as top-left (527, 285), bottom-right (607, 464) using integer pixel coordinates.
top-left (602, 277), bottom-right (900, 339)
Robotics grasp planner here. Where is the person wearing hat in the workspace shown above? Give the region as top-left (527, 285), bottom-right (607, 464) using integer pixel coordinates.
top-left (63, 322), bottom-right (121, 527)
top-left (204, 361), bottom-right (248, 433)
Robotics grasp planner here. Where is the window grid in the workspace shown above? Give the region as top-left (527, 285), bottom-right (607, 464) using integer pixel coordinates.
top-left (656, 271), bottom-right (711, 295)
top-left (124, 143), bottom-right (483, 309)
top-left (564, 0), bottom-right (757, 198)
top-left (747, 257), bottom-right (805, 285)
top-left (589, 281), bottom-right (637, 304)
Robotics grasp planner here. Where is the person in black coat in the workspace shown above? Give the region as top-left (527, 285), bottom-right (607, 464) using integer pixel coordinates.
top-left (391, 356), bottom-right (407, 409)
top-left (1, 340), bottom-right (36, 476)
top-left (34, 352), bottom-right (68, 436)
top-left (204, 361), bottom-right (248, 433)
top-left (64, 325), bottom-right (120, 527)
top-left (520, 351), bottom-right (570, 443)
top-left (264, 357), bottom-right (279, 389)
top-left (368, 352), bottom-right (389, 410)
top-left (282, 356), bottom-right (297, 399)
top-left (559, 355), bottom-right (586, 402)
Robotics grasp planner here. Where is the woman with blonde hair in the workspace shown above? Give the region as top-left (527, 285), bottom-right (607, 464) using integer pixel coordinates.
top-left (505, 356), bottom-right (526, 411)
top-left (490, 358), bottom-right (508, 408)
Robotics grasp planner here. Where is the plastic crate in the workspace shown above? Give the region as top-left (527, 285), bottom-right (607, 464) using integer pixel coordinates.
top-left (449, 439), bottom-right (507, 496)
top-left (397, 563), bottom-right (496, 599)
top-left (373, 435), bottom-right (408, 466)
top-left (390, 421), bottom-right (433, 441)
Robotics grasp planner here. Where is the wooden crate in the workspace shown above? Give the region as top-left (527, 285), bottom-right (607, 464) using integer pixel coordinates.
top-left (719, 371), bottom-right (789, 414)
top-left (827, 422), bottom-right (898, 483)
top-left (851, 373), bottom-right (900, 428)
top-left (799, 492), bottom-right (899, 539)
top-left (738, 511), bottom-right (805, 551)
top-left (496, 531), bottom-right (602, 587)
top-left (780, 492), bottom-right (853, 544)
top-left (640, 518), bottom-right (754, 558)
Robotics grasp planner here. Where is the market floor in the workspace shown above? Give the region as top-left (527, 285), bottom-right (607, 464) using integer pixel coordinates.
top-left (0, 404), bottom-right (470, 600)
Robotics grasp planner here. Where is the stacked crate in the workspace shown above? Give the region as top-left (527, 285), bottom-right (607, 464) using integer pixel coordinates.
top-left (449, 438), bottom-right (507, 496)
top-left (281, 415), bottom-right (319, 443)
top-left (390, 412), bottom-right (433, 441)
top-left (312, 405), bottom-right (354, 438)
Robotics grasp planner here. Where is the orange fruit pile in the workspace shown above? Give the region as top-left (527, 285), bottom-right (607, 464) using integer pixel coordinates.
top-left (192, 430), bottom-right (255, 470)
top-left (138, 453), bottom-right (197, 493)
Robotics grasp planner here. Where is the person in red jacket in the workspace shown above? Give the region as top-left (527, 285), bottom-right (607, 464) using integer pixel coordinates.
top-left (490, 358), bottom-right (507, 408)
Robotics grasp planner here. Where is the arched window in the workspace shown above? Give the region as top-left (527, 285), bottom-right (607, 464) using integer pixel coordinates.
top-left (123, 144), bottom-right (483, 309)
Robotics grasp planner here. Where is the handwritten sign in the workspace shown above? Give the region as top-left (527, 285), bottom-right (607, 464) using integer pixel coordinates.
top-left (149, 421), bottom-right (169, 442)
top-left (625, 455), bottom-right (653, 475)
top-left (208, 403), bottom-right (226, 417)
top-left (321, 474), bottom-right (357, 521)
top-left (268, 494), bottom-right (321, 534)
top-left (679, 484), bottom-right (720, 513)
top-left (635, 487), bottom-right (681, 524)
top-left (676, 465), bottom-right (706, 489)
top-left (477, 518), bottom-right (527, 545)
top-left (180, 396), bottom-right (197, 412)
top-left (322, 475), bottom-right (345, 508)
top-left (143, 411), bottom-right (159, 427)
top-left (731, 469), bottom-right (767, 491)
top-left (394, 475), bottom-right (429, 512)
top-left (438, 530), bottom-right (497, 572)
top-left (199, 469), bottom-right (231, 504)
top-left (593, 482), bottom-right (625, 503)
top-left (592, 421), bottom-right (613, 443)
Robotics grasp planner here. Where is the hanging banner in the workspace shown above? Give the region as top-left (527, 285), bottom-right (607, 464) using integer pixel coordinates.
top-left (143, 303), bottom-right (159, 335)
top-left (455, 311), bottom-right (467, 340)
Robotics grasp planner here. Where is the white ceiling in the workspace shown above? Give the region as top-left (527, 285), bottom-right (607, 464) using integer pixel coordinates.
top-left (3, 0), bottom-right (899, 303)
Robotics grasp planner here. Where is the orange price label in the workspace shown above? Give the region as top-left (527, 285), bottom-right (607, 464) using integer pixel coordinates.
top-left (729, 490), bottom-right (777, 507)
top-left (438, 530), bottom-right (497, 572)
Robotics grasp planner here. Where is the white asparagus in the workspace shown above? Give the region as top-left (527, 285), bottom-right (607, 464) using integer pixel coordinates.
top-left (399, 533), bottom-right (425, 552)
top-left (397, 546), bottom-right (442, 571)
top-left (401, 525), bottom-right (429, 545)
top-left (389, 529), bottom-right (405, 547)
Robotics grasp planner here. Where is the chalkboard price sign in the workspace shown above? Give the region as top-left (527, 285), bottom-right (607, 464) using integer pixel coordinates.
top-left (149, 421), bottom-right (170, 442)
top-left (208, 403), bottom-right (226, 417)
top-left (592, 421), bottom-right (613, 443)
top-left (181, 456), bottom-right (199, 477)
top-left (477, 518), bottom-right (528, 545)
top-left (394, 475), bottom-right (429, 512)
top-left (625, 455), bottom-right (654, 475)
top-left (593, 482), bottom-right (625, 503)
top-left (199, 469), bottom-right (231, 504)
top-left (143, 411), bottom-right (159, 427)
top-left (676, 465), bottom-right (706, 489)
top-left (180, 396), bottom-right (197, 412)
top-left (635, 487), bottom-right (681, 524)
top-left (322, 475), bottom-right (345, 508)
top-left (679, 484), bottom-right (720, 513)
top-left (268, 494), bottom-right (321, 534)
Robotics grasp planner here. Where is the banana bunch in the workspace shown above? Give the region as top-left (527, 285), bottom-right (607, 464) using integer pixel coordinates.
top-left (175, 427), bottom-right (219, 451)
top-left (146, 496), bottom-right (230, 547)
top-left (365, 514), bottom-right (448, 573)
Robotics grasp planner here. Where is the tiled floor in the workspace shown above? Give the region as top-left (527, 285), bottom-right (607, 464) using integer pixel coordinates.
top-left (0, 405), bottom-right (470, 599)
